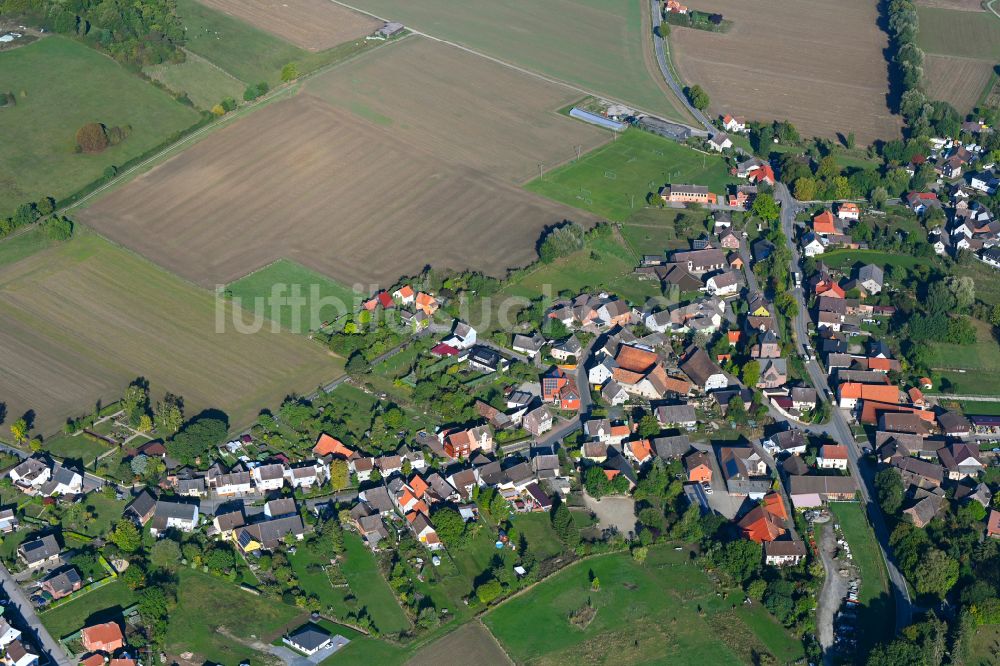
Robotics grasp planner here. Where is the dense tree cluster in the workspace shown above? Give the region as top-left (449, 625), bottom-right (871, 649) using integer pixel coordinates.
top-left (2, 0), bottom-right (187, 67)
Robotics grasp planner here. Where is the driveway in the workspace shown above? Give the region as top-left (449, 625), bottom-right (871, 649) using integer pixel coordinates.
top-left (581, 493), bottom-right (636, 537)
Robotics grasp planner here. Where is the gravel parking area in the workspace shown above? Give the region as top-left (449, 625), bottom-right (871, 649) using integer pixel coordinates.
top-left (582, 493), bottom-right (636, 538)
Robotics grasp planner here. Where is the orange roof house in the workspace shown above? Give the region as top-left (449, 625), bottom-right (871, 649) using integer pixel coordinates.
top-left (80, 655), bottom-right (104, 666)
top-left (859, 400), bottom-right (936, 425)
top-left (727, 330), bottom-right (742, 345)
top-left (908, 387), bottom-right (926, 408)
top-left (812, 210), bottom-right (838, 235)
top-left (313, 434), bottom-right (354, 458)
top-left (738, 492), bottom-right (788, 543)
top-left (393, 285), bottom-right (415, 302)
top-left (410, 474), bottom-right (429, 498)
top-left (616, 345), bottom-right (658, 373)
top-left (627, 439), bottom-right (653, 464)
top-left (415, 292), bottom-right (439, 315)
top-left (919, 377), bottom-right (933, 390)
top-left (82, 622), bottom-right (125, 654)
top-left (988, 510), bottom-right (1000, 538)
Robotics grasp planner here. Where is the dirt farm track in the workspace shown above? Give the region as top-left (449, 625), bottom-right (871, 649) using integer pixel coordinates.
top-left (193, 0), bottom-right (380, 51)
top-left (671, 0), bottom-right (903, 144)
top-left (79, 37), bottom-right (604, 289)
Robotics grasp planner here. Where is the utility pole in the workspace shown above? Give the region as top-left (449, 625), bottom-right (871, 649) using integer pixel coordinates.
top-left (576, 145), bottom-right (582, 161)
top-left (538, 163), bottom-right (543, 180)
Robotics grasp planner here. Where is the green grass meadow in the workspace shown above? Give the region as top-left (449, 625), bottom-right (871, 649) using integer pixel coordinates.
top-left (341, 534), bottom-right (411, 634)
top-left (527, 129), bottom-right (736, 222)
top-left (829, 502), bottom-right (893, 651)
top-left (819, 249), bottom-right (931, 273)
top-left (166, 568), bottom-right (303, 663)
top-left (227, 259), bottom-right (362, 333)
top-left (500, 232), bottom-right (663, 310)
top-left (0, 36), bottom-right (201, 214)
top-left (926, 318), bottom-right (1000, 371)
top-left (916, 6), bottom-right (1000, 60)
top-left (40, 580), bottom-right (137, 639)
top-left (484, 545), bottom-right (803, 665)
top-left (145, 50), bottom-right (245, 110)
top-left (175, 0), bottom-right (305, 84)
top-left (343, 0), bottom-right (689, 121)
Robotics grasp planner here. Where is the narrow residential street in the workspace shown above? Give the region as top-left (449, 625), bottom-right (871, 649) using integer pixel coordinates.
top-left (774, 182), bottom-right (913, 631)
top-left (0, 562), bottom-right (71, 666)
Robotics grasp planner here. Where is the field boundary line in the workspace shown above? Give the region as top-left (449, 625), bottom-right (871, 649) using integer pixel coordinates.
top-left (324, 0), bottom-right (701, 134)
top-left (59, 34), bottom-right (406, 216)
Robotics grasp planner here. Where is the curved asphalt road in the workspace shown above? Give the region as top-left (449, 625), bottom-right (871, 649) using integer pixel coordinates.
top-left (648, 0), bottom-right (714, 134)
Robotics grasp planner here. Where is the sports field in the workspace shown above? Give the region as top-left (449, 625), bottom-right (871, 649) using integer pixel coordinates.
top-left (483, 545), bottom-right (803, 665)
top-left (343, 0), bottom-right (690, 121)
top-left (0, 231), bottom-right (342, 436)
top-left (145, 50), bottom-right (245, 110)
top-left (670, 0), bottom-right (903, 144)
top-left (194, 0), bottom-right (379, 51)
top-left (0, 36), bottom-right (201, 215)
top-left (78, 38), bottom-right (602, 288)
top-left (526, 129), bottom-right (736, 222)
top-left (228, 259), bottom-right (362, 333)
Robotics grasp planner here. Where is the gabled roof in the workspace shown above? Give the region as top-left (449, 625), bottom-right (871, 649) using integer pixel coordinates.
top-left (313, 434), bottom-right (353, 458)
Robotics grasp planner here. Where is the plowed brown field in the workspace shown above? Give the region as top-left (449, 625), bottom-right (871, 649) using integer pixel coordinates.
top-left (923, 54), bottom-right (995, 113)
top-left (78, 37), bottom-right (604, 289)
top-left (194, 0), bottom-right (379, 51)
top-left (671, 0), bottom-right (902, 144)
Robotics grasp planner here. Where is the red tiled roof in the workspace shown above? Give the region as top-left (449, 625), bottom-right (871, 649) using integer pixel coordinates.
top-left (313, 434), bottom-right (354, 458)
top-left (616, 345), bottom-right (658, 373)
top-left (813, 210), bottom-right (837, 234)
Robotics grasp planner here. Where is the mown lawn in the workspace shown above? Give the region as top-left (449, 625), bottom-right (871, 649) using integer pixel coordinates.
top-left (484, 545), bottom-right (803, 665)
top-left (42, 433), bottom-right (113, 467)
top-left (40, 580), bottom-right (137, 639)
top-left (166, 568), bottom-right (303, 663)
top-left (500, 232), bottom-right (662, 311)
top-left (0, 36), bottom-right (201, 214)
top-left (340, 534), bottom-right (410, 634)
top-left (926, 318), bottom-right (1000, 371)
top-left (288, 540), bottom-right (350, 615)
top-left (916, 6), bottom-right (1000, 60)
top-left (512, 513), bottom-right (565, 561)
top-left (227, 258), bottom-right (362, 334)
top-left (526, 129), bottom-right (736, 222)
top-left (145, 50), bottom-right (245, 110)
top-left (819, 249), bottom-right (931, 273)
top-left (958, 401), bottom-right (1000, 416)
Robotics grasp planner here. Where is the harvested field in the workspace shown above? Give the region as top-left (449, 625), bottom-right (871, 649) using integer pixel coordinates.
top-left (306, 36), bottom-right (608, 184)
top-left (194, 0), bottom-right (379, 51)
top-left (406, 622), bottom-right (512, 666)
top-left (917, 6), bottom-right (1000, 60)
top-left (671, 0), bottom-right (902, 144)
top-left (922, 54), bottom-right (996, 113)
top-left (344, 0), bottom-right (691, 121)
top-left (0, 231), bottom-right (342, 437)
top-left (78, 92), bottom-right (599, 288)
